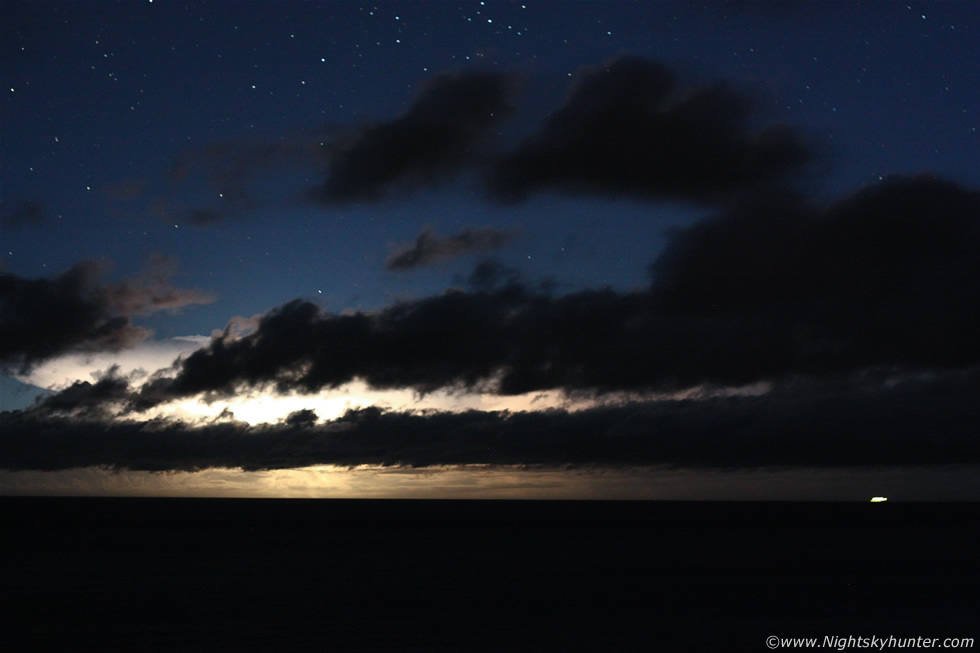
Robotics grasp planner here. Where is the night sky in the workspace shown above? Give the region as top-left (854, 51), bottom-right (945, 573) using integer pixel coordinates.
top-left (1, 0), bottom-right (978, 499)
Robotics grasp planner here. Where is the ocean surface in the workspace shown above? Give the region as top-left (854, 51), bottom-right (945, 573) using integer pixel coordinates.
top-left (2, 498), bottom-right (977, 651)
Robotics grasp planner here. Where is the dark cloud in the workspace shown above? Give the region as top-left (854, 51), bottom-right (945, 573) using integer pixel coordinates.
top-left (118, 176), bottom-right (978, 405)
top-left (314, 71), bottom-right (514, 203)
top-left (0, 257), bottom-right (214, 372)
top-left (650, 175), bottom-right (980, 375)
top-left (284, 408), bottom-right (318, 428)
top-left (32, 367), bottom-right (132, 419)
top-left (1, 261), bottom-right (149, 372)
top-left (2, 371), bottom-right (977, 472)
top-left (462, 259), bottom-right (522, 291)
top-left (488, 56), bottom-right (811, 204)
top-left (0, 199), bottom-right (46, 232)
top-left (386, 227), bottom-right (517, 270)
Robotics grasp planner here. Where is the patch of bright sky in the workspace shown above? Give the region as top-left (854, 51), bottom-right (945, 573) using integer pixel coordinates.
top-left (147, 380), bottom-right (772, 427)
top-left (144, 380), bottom-right (586, 426)
top-left (12, 333), bottom-right (772, 425)
top-left (13, 335), bottom-right (210, 391)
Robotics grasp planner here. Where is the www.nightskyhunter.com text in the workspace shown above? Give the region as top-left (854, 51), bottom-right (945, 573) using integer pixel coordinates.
top-left (767, 635), bottom-right (974, 650)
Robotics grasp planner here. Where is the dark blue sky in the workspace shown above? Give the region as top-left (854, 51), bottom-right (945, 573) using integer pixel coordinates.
top-left (4, 1), bottom-right (976, 334)
top-left (1, 1), bottom-right (978, 498)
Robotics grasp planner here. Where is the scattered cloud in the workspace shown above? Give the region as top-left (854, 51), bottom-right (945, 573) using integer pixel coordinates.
top-left (386, 227), bottom-right (518, 270)
top-left (159, 57), bottom-right (818, 220)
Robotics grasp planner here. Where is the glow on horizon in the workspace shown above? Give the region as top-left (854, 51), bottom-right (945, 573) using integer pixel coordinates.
top-left (2, 465), bottom-right (978, 501)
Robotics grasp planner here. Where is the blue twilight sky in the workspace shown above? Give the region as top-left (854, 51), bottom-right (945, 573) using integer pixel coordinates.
top-left (1, 1), bottom-right (978, 498)
top-left (3, 1), bottom-right (976, 334)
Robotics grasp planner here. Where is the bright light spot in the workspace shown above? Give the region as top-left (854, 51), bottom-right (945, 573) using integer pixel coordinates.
top-left (870, 496), bottom-right (888, 502)
top-left (17, 336), bottom-right (211, 391)
top-left (147, 381), bottom-right (580, 426)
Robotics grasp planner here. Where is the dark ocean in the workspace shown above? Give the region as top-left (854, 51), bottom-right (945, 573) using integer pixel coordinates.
top-left (2, 498), bottom-right (977, 651)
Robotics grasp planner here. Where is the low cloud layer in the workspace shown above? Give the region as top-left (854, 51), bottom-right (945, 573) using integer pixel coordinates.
top-left (2, 371), bottom-right (976, 472)
top-left (102, 175), bottom-right (978, 406)
top-left (387, 227), bottom-right (517, 270)
top-left (488, 56), bottom-right (812, 204)
top-left (0, 256), bottom-right (214, 372)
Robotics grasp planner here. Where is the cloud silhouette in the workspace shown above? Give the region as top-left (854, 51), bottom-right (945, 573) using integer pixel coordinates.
top-left (31, 367), bottom-right (132, 419)
top-left (0, 256), bottom-right (214, 372)
top-left (488, 56), bottom-right (811, 204)
top-left (314, 71), bottom-right (515, 203)
top-left (387, 227), bottom-right (517, 270)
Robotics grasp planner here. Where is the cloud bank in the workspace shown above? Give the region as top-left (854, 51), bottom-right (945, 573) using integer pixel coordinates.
top-left (2, 371), bottom-right (976, 472)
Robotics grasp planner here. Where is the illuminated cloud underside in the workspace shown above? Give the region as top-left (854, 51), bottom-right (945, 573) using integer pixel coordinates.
top-left (12, 336), bottom-right (772, 425)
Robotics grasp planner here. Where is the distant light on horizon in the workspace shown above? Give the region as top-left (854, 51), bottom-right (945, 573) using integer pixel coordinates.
top-left (870, 496), bottom-right (888, 503)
